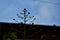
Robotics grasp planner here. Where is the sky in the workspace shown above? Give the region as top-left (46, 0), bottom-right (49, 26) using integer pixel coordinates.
top-left (0, 0), bottom-right (60, 26)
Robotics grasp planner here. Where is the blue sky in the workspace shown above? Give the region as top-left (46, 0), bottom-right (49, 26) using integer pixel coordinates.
top-left (0, 0), bottom-right (60, 26)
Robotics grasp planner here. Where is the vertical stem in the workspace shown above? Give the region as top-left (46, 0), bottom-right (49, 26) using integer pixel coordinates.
top-left (24, 25), bottom-right (26, 40)
top-left (23, 8), bottom-right (27, 40)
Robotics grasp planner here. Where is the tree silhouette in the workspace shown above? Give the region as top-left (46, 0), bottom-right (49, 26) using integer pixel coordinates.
top-left (13, 8), bottom-right (36, 40)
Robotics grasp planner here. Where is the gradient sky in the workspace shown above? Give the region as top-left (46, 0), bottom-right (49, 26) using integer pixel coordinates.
top-left (0, 0), bottom-right (60, 26)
